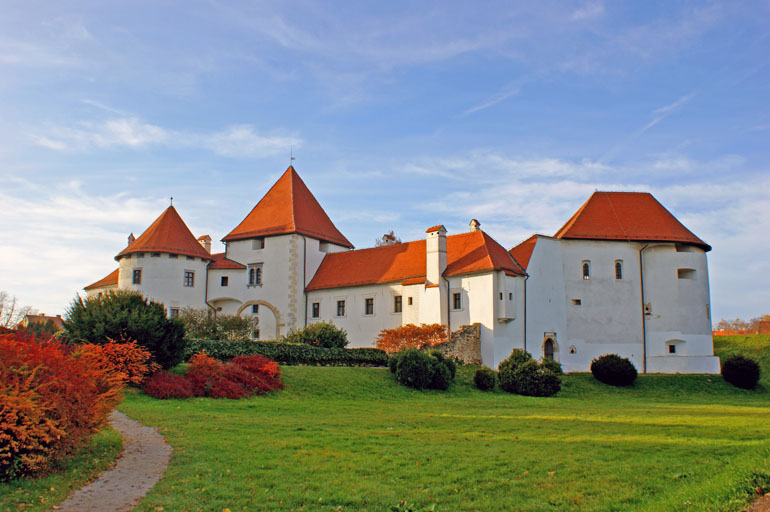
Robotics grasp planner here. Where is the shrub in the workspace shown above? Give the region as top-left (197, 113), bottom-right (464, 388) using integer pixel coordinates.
top-left (393, 349), bottom-right (455, 390)
top-left (541, 358), bottom-right (563, 375)
top-left (75, 337), bottom-right (159, 386)
top-left (0, 333), bottom-right (123, 481)
top-left (721, 355), bottom-right (761, 389)
top-left (591, 354), bottom-right (637, 387)
top-left (498, 349), bottom-right (561, 397)
top-left (64, 290), bottom-right (185, 369)
top-left (283, 322), bottom-right (348, 349)
top-left (428, 350), bottom-right (456, 379)
top-left (141, 372), bottom-right (195, 399)
top-left (177, 308), bottom-right (259, 342)
top-left (474, 367), bottom-right (497, 391)
top-left (375, 323), bottom-right (448, 354)
top-left (182, 339), bottom-right (387, 367)
top-left (142, 352), bottom-right (284, 400)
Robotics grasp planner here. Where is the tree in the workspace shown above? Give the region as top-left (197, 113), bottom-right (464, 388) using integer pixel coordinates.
top-left (375, 323), bottom-right (448, 354)
top-left (0, 291), bottom-right (34, 328)
top-left (64, 290), bottom-right (185, 369)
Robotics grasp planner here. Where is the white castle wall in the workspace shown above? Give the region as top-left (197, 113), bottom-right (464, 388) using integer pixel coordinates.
top-left (118, 252), bottom-right (208, 312)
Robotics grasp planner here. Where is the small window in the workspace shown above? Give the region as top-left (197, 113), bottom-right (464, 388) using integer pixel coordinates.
top-left (137, 252), bottom-right (145, 258)
top-left (248, 264), bottom-right (263, 286)
top-left (669, 344), bottom-right (677, 354)
top-left (582, 261), bottom-right (590, 280)
top-left (615, 260), bottom-right (623, 280)
top-left (132, 269), bottom-right (142, 285)
top-left (394, 296), bottom-right (402, 313)
top-left (252, 304), bottom-right (259, 314)
top-left (499, 292), bottom-right (503, 300)
top-left (252, 238), bottom-right (265, 250)
top-left (572, 299), bottom-right (582, 306)
top-left (187, 256), bottom-right (195, 261)
top-left (169, 308), bottom-right (179, 318)
top-left (312, 302), bottom-right (320, 318)
top-left (364, 297), bottom-right (374, 316)
top-left (336, 300), bottom-right (346, 317)
top-left (678, 268), bottom-right (696, 280)
top-left (221, 276), bottom-right (229, 287)
top-left (252, 328), bottom-right (260, 340)
top-left (408, 297), bottom-right (413, 306)
top-left (169, 254), bottom-right (178, 259)
top-left (508, 292), bottom-right (512, 301)
top-left (152, 252), bottom-right (161, 257)
top-left (452, 292), bottom-right (461, 310)
top-left (184, 271), bottom-right (195, 287)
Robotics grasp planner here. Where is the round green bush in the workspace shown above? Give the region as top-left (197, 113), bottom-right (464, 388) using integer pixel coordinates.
top-left (474, 367), bottom-right (496, 391)
top-left (541, 358), bottom-right (563, 375)
top-left (590, 354), bottom-right (637, 386)
top-left (721, 355), bottom-right (761, 389)
top-left (428, 350), bottom-right (456, 379)
top-left (64, 290), bottom-right (185, 369)
top-left (393, 349), bottom-right (455, 390)
top-left (283, 321), bottom-right (348, 349)
top-left (499, 349), bottom-right (532, 374)
top-left (499, 359), bottom-right (561, 396)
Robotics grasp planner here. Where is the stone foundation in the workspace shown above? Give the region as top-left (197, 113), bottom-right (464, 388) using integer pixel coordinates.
top-left (432, 323), bottom-right (482, 364)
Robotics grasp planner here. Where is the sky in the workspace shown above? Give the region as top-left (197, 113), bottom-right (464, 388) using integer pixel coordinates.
top-left (0, 1), bottom-right (768, 322)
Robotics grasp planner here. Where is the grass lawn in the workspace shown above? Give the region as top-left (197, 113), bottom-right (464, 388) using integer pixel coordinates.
top-left (118, 337), bottom-right (770, 512)
top-left (0, 427), bottom-right (123, 512)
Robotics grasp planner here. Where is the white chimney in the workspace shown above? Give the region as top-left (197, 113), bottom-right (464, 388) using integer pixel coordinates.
top-left (198, 235), bottom-right (212, 254)
top-left (469, 219), bottom-right (481, 232)
top-left (425, 225), bottom-right (447, 285)
top-left (127, 233), bottom-right (135, 246)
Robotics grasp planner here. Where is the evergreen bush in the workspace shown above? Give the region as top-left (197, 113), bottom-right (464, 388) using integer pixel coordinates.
top-left (64, 290), bottom-right (185, 369)
top-left (721, 355), bottom-right (761, 389)
top-left (474, 367), bottom-right (497, 391)
top-left (283, 321), bottom-right (348, 349)
top-left (498, 349), bottom-right (561, 397)
top-left (590, 354), bottom-right (637, 386)
top-left (393, 348), bottom-right (455, 390)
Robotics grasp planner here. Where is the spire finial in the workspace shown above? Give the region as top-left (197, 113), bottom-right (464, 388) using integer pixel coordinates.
top-left (290, 147), bottom-right (295, 166)
top-left (170, 196), bottom-right (173, 206)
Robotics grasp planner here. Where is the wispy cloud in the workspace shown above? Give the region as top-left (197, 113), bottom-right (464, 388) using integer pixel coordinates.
top-left (643, 93), bottom-right (695, 130)
top-left (463, 84), bottom-right (521, 116)
top-left (29, 118), bottom-right (301, 157)
top-left (570, 2), bottom-right (605, 21)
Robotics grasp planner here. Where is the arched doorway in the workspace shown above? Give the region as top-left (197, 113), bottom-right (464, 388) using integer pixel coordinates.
top-left (236, 300), bottom-right (283, 340)
top-left (542, 337), bottom-right (558, 361)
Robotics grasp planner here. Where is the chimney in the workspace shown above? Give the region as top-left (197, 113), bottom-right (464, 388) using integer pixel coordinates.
top-left (198, 235), bottom-right (212, 254)
top-left (381, 231), bottom-right (397, 246)
top-left (425, 225), bottom-right (447, 285)
top-left (469, 219), bottom-right (481, 232)
top-left (127, 233), bottom-right (135, 246)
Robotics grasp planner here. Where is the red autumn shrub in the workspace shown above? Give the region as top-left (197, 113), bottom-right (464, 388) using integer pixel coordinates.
top-left (141, 372), bottom-right (195, 399)
top-left (76, 337), bottom-right (159, 386)
top-left (0, 333), bottom-right (123, 481)
top-left (375, 323), bottom-right (448, 354)
top-left (142, 352), bottom-right (284, 400)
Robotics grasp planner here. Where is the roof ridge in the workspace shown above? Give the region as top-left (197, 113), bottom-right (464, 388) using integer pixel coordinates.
top-left (288, 167), bottom-right (297, 231)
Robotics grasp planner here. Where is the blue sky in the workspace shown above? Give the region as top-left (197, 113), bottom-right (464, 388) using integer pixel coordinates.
top-left (0, 1), bottom-right (767, 321)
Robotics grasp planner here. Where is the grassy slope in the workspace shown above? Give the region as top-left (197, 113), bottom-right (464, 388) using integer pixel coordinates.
top-left (119, 338), bottom-right (770, 512)
top-left (714, 335), bottom-right (770, 384)
top-left (0, 428), bottom-right (123, 512)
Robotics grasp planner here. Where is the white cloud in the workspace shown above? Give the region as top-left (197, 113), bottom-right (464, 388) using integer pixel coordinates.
top-left (570, 2), bottom-right (605, 21)
top-left (463, 84), bottom-right (521, 116)
top-left (29, 118), bottom-right (301, 158)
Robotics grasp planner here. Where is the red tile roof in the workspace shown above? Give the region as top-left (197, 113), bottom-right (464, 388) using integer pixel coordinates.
top-left (425, 225), bottom-right (445, 233)
top-left (208, 252), bottom-right (247, 270)
top-left (223, 166), bottom-right (353, 248)
top-left (509, 235), bottom-right (540, 271)
top-left (84, 268), bottom-right (119, 290)
top-left (306, 230), bottom-right (525, 291)
top-left (554, 192), bottom-right (710, 251)
top-left (116, 206), bottom-right (214, 260)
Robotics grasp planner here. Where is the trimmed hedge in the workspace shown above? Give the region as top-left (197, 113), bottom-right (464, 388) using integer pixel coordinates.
top-left (591, 354), bottom-right (637, 387)
top-left (183, 339), bottom-right (388, 367)
top-left (721, 354), bottom-right (761, 389)
top-left (392, 348), bottom-right (455, 390)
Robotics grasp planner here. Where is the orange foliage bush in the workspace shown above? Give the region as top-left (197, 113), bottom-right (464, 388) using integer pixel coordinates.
top-left (375, 323), bottom-right (449, 354)
top-left (0, 333), bottom-right (123, 481)
top-left (76, 337), bottom-right (159, 386)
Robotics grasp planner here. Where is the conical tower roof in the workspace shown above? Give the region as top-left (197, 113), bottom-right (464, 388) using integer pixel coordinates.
top-left (223, 166), bottom-right (353, 248)
top-left (116, 205), bottom-right (213, 260)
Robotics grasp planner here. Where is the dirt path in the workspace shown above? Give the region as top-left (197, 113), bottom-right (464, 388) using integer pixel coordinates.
top-left (746, 493), bottom-right (770, 512)
top-left (54, 410), bottom-right (171, 512)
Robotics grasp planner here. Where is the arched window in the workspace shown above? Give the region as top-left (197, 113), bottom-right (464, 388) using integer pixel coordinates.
top-left (582, 261), bottom-right (590, 280)
top-left (615, 260), bottom-right (623, 280)
top-left (255, 267), bottom-right (262, 285)
top-left (544, 338), bottom-right (554, 360)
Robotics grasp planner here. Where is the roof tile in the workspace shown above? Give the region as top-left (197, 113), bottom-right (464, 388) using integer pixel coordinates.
top-left (116, 206), bottom-right (213, 260)
top-left (84, 268), bottom-right (119, 290)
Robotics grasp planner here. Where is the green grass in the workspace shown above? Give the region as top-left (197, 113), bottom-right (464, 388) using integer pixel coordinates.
top-left (0, 427), bottom-right (123, 512)
top-left (117, 338), bottom-right (770, 512)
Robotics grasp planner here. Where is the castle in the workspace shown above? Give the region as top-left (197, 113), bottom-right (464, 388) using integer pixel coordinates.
top-left (85, 166), bottom-right (720, 373)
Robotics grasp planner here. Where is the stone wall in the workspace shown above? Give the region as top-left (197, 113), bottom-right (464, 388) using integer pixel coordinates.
top-left (433, 323), bottom-right (482, 365)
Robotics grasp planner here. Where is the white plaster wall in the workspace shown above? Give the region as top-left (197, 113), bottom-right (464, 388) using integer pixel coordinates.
top-left (305, 283), bottom-right (405, 347)
top-left (118, 253), bottom-right (208, 312)
top-left (491, 273), bottom-right (526, 368)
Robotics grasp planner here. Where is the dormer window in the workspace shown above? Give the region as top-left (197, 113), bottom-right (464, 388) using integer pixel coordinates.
top-left (582, 261), bottom-right (590, 280)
